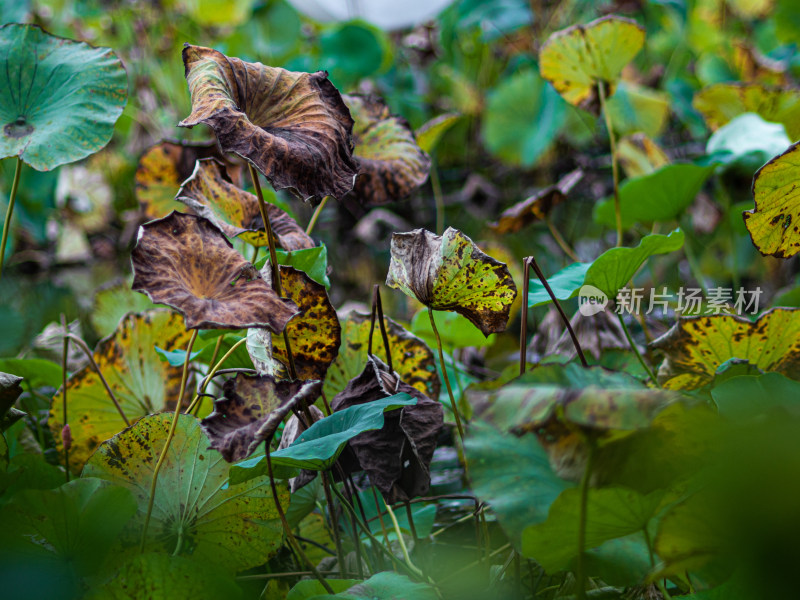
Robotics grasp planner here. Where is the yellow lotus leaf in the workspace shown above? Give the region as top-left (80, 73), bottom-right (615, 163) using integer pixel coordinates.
top-left (49, 309), bottom-right (193, 473)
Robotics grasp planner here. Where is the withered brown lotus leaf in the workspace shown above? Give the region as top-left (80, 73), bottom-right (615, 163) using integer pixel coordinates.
top-left (272, 266), bottom-right (341, 381)
top-left (386, 227), bottom-right (518, 336)
top-left (344, 93), bottom-right (431, 206)
top-left (489, 169), bottom-right (583, 234)
top-left (331, 355), bottom-right (443, 503)
top-left (131, 211), bottom-right (299, 331)
top-left (176, 158), bottom-right (314, 251)
top-left (135, 139), bottom-right (242, 220)
top-left (201, 373), bottom-right (321, 462)
top-left (179, 44), bottom-right (357, 201)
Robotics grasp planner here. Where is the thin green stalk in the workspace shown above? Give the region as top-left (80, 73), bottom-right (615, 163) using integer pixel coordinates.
top-left (184, 337), bottom-right (247, 414)
top-left (60, 315), bottom-right (70, 482)
top-left (576, 444), bottom-right (596, 600)
top-left (428, 307), bottom-right (466, 444)
top-left (385, 502), bottom-right (424, 579)
top-left (0, 157), bottom-right (22, 284)
top-left (597, 83), bottom-right (622, 247)
top-left (321, 472), bottom-right (347, 572)
top-left (141, 328), bottom-right (198, 551)
top-left (306, 195), bottom-right (329, 235)
top-left (249, 164), bottom-right (298, 380)
top-left (617, 313), bottom-right (658, 384)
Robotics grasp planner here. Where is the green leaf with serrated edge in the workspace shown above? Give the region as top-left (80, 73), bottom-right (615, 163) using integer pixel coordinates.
top-left (465, 422), bottom-right (572, 550)
top-left (0, 24), bottom-right (127, 171)
top-left (522, 486), bottom-right (664, 573)
top-left (594, 165), bottom-right (714, 229)
top-left (651, 308), bottom-right (800, 390)
top-left (386, 227), bottom-right (517, 337)
top-left (83, 413), bottom-right (287, 573)
top-left (744, 141), bottom-right (800, 258)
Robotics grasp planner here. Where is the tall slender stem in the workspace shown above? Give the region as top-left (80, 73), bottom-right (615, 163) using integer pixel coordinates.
top-left (597, 83), bottom-right (622, 247)
top-left (65, 333), bottom-right (129, 425)
top-left (60, 315), bottom-right (70, 481)
top-left (321, 471), bottom-right (346, 572)
top-left (249, 164), bottom-right (298, 380)
top-left (385, 502), bottom-right (424, 578)
top-left (369, 285), bottom-right (393, 370)
top-left (184, 337), bottom-right (247, 414)
top-left (617, 313), bottom-right (658, 384)
top-left (427, 307), bottom-right (466, 446)
top-left (141, 328), bottom-right (198, 552)
top-left (520, 258), bottom-right (532, 376)
top-left (576, 443), bottom-right (595, 600)
top-left (527, 256), bottom-right (588, 368)
top-left (0, 157), bottom-right (23, 284)
top-left (545, 215), bottom-right (579, 262)
top-left (306, 195), bottom-right (329, 235)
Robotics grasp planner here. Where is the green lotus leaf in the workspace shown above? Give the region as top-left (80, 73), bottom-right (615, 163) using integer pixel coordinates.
top-left (415, 112), bottom-right (462, 154)
top-left (83, 413), bottom-right (288, 573)
top-left (0, 24), bottom-right (127, 171)
top-left (539, 16), bottom-right (645, 114)
top-left (91, 280), bottom-right (156, 338)
top-left (386, 227), bottom-right (518, 336)
top-left (651, 308), bottom-right (800, 390)
top-left (176, 158), bottom-right (314, 251)
top-left (323, 311), bottom-right (440, 404)
top-left (311, 572), bottom-right (438, 600)
top-left (743, 141), bottom-right (800, 258)
top-left (693, 82), bottom-right (800, 142)
top-left (49, 309), bottom-right (194, 473)
top-left (343, 93), bottom-right (430, 207)
top-left (179, 44), bottom-right (357, 201)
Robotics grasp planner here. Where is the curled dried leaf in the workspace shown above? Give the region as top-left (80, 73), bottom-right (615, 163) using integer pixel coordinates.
top-left (179, 44), bottom-right (357, 201)
top-left (386, 227), bottom-right (517, 336)
top-left (131, 211), bottom-right (299, 331)
top-left (201, 374), bottom-right (322, 462)
top-left (344, 93), bottom-right (431, 206)
top-left (489, 169), bottom-right (582, 234)
top-left (177, 158), bottom-right (314, 251)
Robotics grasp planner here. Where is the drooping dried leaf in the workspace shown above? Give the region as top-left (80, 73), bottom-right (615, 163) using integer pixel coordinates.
top-left (331, 355), bottom-right (443, 503)
top-left (693, 82), bottom-right (800, 142)
top-left (135, 139), bottom-right (242, 220)
top-left (539, 16), bottom-right (645, 115)
top-left (386, 227), bottom-right (518, 336)
top-left (651, 309), bottom-right (800, 390)
top-left (489, 169), bottom-right (582, 234)
top-left (49, 310), bottom-right (193, 473)
top-left (179, 44), bottom-right (357, 201)
top-left (201, 374), bottom-right (322, 462)
top-left (743, 141), bottom-right (800, 258)
top-left (323, 311), bottom-right (440, 402)
top-left (83, 413), bottom-right (288, 573)
top-left (271, 266), bottom-right (341, 381)
top-left (344, 93), bottom-right (431, 206)
top-left (176, 158), bottom-right (314, 251)
top-left (131, 211), bottom-right (299, 331)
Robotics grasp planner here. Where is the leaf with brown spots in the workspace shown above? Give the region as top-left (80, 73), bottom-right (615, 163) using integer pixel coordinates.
top-left (386, 227), bottom-right (518, 336)
top-left (651, 309), bottom-right (800, 390)
top-left (83, 413), bottom-right (287, 573)
top-left (331, 355), bottom-right (443, 503)
top-left (179, 44), bottom-right (357, 201)
top-left (49, 309), bottom-right (193, 473)
top-left (201, 373), bottom-right (321, 462)
top-left (693, 82), bottom-right (800, 142)
top-left (539, 15), bottom-right (645, 115)
top-left (131, 211), bottom-right (299, 331)
top-left (343, 94), bottom-right (431, 207)
top-left (489, 169), bottom-right (582, 234)
top-left (135, 139), bottom-right (242, 220)
top-left (272, 266), bottom-right (341, 381)
top-left (743, 141), bottom-right (800, 258)
top-left (323, 311), bottom-right (440, 402)
top-left (176, 158), bottom-right (314, 251)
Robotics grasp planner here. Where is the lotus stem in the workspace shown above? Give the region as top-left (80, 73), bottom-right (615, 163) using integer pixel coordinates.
top-left (369, 285), bottom-right (393, 371)
top-left (64, 333), bottom-right (130, 426)
top-left (371, 486), bottom-right (392, 562)
top-left (385, 502), bottom-right (425, 579)
top-left (597, 83), bottom-right (622, 247)
top-left (305, 195), bottom-right (329, 235)
top-left (321, 471), bottom-right (347, 572)
top-left (617, 313), bottom-right (658, 384)
top-left (265, 438), bottom-right (336, 594)
top-left (576, 442), bottom-right (596, 600)
top-left (520, 258), bottom-right (532, 376)
top-left (184, 337), bottom-right (247, 414)
top-left (545, 215), bottom-right (579, 262)
top-left (0, 157), bottom-right (23, 284)
top-left (249, 164), bottom-right (299, 380)
top-left (526, 256), bottom-right (589, 368)
top-left (140, 328), bottom-right (198, 553)
top-left (427, 306), bottom-right (467, 447)
top-left (60, 315), bottom-right (70, 482)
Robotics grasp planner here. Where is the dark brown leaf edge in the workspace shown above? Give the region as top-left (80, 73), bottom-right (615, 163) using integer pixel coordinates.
top-left (131, 211), bottom-right (299, 331)
top-left (201, 373), bottom-right (322, 462)
top-left (179, 44), bottom-right (358, 202)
